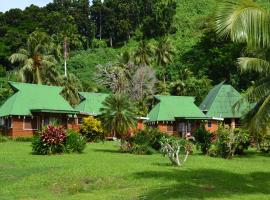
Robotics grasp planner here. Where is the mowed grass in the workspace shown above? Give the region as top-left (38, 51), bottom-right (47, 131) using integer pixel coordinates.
top-left (1, 142), bottom-right (270, 200)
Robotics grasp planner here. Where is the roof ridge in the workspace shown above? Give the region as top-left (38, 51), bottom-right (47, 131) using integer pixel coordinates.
top-left (9, 81), bottom-right (63, 90)
top-left (201, 82), bottom-right (224, 111)
top-left (155, 102), bottom-right (162, 121)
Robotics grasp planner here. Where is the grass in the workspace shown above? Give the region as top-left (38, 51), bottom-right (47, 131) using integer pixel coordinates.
top-left (0, 141), bottom-right (270, 200)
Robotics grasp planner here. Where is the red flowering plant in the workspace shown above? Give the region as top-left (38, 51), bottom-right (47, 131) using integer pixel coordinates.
top-left (32, 125), bottom-right (67, 155)
top-left (41, 125), bottom-right (67, 145)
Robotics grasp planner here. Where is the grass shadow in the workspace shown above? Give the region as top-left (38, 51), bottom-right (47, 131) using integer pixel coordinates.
top-left (93, 149), bottom-right (121, 154)
top-left (133, 169), bottom-right (270, 199)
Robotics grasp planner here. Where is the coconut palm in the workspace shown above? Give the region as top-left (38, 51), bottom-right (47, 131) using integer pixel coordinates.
top-left (134, 40), bottom-right (154, 66)
top-left (216, 0), bottom-right (270, 132)
top-left (9, 31), bottom-right (61, 84)
top-left (59, 73), bottom-right (82, 106)
top-left (156, 37), bottom-right (175, 85)
top-left (100, 94), bottom-right (137, 144)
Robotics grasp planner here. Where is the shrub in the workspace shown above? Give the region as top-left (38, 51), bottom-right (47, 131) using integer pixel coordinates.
top-left (131, 144), bottom-right (156, 155)
top-left (0, 135), bottom-right (9, 143)
top-left (211, 126), bottom-right (250, 159)
top-left (130, 128), bottom-right (168, 151)
top-left (32, 125), bottom-right (67, 155)
top-left (194, 125), bottom-right (212, 154)
top-left (14, 137), bottom-right (33, 142)
top-left (234, 128), bottom-right (250, 155)
top-left (80, 116), bottom-right (104, 142)
top-left (65, 129), bottom-right (87, 153)
top-left (258, 136), bottom-right (270, 153)
top-left (32, 126), bottom-right (87, 155)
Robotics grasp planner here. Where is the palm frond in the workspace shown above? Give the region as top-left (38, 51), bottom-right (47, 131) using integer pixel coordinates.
top-left (244, 95), bottom-right (270, 132)
top-left (216, 0), bottom-right (270, 48)
top-left (238, 57), bottom-right (270, 74)
top-left (9, 53), bottom-right (28, 64)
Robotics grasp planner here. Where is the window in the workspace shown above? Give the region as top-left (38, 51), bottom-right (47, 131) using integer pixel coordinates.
top-left (208, 120), bottom-right (212, 128)
top-left (43, 117), bottom-right (67, 127)
top-left (24, 117), bottom-right (38, 130)
top-left (5, 118), bottom-right (12, 128)
top-left (77, 118), bottom-right (84, 125)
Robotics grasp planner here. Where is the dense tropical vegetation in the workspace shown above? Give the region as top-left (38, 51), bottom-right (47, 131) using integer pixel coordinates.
top-left (1, 1), bottom-right (270, 198)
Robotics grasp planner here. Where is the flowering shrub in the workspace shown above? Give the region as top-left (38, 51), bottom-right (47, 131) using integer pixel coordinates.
top-left (80, 116), bottom-right (104, 142)
top-left (41, 125), bottom-right (67, 145)
top-left (32, 125), bottom-right (86, 155)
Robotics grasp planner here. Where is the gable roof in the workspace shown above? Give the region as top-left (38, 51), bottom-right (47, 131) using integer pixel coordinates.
top-left (148, 95), bottom-right (207, 122)
top-left (0, 82), bottom-right (76, 117)
top-left (200, 82), bottom-right (251, 118)
top-left (75, 92), bottom-right (109, 116)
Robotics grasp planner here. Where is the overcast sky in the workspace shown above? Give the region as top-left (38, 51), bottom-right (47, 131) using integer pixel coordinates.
top-left (0, 0), bottom-right (52, 12)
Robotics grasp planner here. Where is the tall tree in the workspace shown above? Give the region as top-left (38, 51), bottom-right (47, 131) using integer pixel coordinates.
top-left (9, 31), bottom-right (60, 84)
top-left (216, 0), bottom-right (270, 132)
top-left (156, 37), bottom-right (175, 87)
top-left (59, 73), bottom-right (82, 106)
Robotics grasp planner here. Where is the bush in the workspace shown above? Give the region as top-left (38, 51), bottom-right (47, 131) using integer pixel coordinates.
top-left (194, 125), bottom-right (212, 154)
top-left (131, 144), bottom-right (156, 155)
top-left (80, 116), bottom-right (104, 142)
top-left (32, 125), bottom-right (67, 155)
top-left (234, 128), bottom-right (250, 155)
top-left (32, 125), bottom-right (87, 155)
top-left (211, 126), bottom-right (250, 159)
top-left (65, 130), bottom-right (87, 153)
top-left (258, 136), bottom-right (270, 153)
top-left (0, 135), bottom-right (9, 143)
top-left (130, 128), bottom-right (169, 151)
top-left (14, 137), bottom-right (33, 142)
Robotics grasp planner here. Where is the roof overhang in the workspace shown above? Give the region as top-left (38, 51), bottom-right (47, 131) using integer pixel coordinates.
top-left (31, 109), bottom-right (78, 115)
top-left (137, 117), bottom-right (149, 120)
top-left (77, 111), bottom-right (98, 116)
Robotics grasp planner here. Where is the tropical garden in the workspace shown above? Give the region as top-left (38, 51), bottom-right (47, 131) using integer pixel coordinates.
top-left (0, 0), bottom-right (270, 199)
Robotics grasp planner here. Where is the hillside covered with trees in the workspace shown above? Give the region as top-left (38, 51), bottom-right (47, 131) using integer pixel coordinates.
top-left (0, 0), bottom-right (260, 106)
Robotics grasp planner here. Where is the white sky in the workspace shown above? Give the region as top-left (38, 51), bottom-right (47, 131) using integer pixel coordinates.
top-left (0, 0), bottom-right (52, 12)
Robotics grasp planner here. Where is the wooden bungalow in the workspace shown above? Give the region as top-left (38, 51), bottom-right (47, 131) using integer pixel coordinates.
top-left (200, 82), bottom-right (252, 133)
top-left (0, 82), bottom-right (79, 138)
top-left (146, 95), bottom-right (207, 137)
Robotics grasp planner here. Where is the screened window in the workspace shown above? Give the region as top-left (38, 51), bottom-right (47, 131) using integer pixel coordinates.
top-left (24, 117), bottom-right (38, 130)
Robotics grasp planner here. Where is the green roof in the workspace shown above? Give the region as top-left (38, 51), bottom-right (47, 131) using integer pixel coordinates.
top-left (0, 82), bottom-right (76, 117)
top-left (200, 82), bottom-right (251, 118)
top-left (75, 92), bottom-right (109, 115)
top-left (148, 95), bottom-right (207, 122)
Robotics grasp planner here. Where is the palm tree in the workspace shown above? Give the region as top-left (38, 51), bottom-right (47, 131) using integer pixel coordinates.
top-left (216, 0), bottom-right (270, 132)
top-left (156, 37), bottom-right (175, 85)
top-left (59, 73), bottom-right (82, 106)
top-left (100, 94), bottom-right (137, 144)
top-left (134, 40), bottom-right (154, 66)
top-left (9, 31), bottom-right (60, 84)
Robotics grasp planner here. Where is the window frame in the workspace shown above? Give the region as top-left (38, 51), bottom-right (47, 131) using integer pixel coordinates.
top-left (23, 116), bottom-right (39, 131)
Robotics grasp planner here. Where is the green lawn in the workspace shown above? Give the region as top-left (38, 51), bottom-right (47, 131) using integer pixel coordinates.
top-left (1, 141), bottom-right (270, 200)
